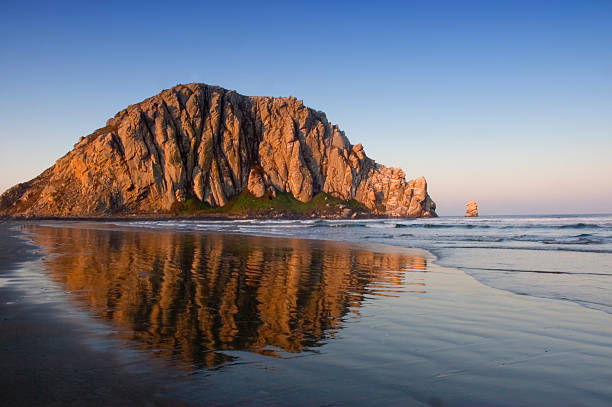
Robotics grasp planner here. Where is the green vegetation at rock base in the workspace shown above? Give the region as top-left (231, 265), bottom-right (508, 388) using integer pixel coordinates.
top-left (173, 191), bottom-right (367, 217)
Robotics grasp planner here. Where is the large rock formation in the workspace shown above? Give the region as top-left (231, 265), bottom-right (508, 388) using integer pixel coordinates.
top-left (0, 83), bottom-right (437, 218)
top-left (465, 200), bottom-right (478, 217)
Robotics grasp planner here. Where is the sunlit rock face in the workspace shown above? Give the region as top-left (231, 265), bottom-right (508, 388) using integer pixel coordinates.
top-left (0, 83), bottom-right (436, 217)
top-left (465, 200), bottom-right (478, 217)
top-left (27, 225), bottom-right (428, 368)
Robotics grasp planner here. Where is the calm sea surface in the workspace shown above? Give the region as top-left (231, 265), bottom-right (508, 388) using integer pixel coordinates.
top-left (16, 217), bottom-right (612, 405)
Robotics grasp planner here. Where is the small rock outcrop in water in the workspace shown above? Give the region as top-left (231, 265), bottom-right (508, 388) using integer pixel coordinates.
top-left (0, 83), bottom-right (437, 218)
top-left (465, 200), bottom-right (478, 217)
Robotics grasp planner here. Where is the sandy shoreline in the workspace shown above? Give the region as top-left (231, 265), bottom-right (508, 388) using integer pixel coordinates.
top-left (2, 220), bottom-right (612, 406)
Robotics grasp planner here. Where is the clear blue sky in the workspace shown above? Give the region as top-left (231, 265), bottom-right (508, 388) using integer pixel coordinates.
top-left (1, 0), bottom-right (611, 215)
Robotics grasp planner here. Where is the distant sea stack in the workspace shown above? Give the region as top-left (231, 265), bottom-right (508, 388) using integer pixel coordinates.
top-left (0, 83), bottom-right (437, 218)
top-left (465, 200), bottom-right (478, 217)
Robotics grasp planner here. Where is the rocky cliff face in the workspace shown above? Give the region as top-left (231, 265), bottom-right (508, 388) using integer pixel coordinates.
top-left (0, 83), bottom-right (436, 217)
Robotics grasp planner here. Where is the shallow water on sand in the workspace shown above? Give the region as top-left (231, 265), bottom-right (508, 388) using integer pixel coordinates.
top-left (18, 223), bottom-right (612, 406)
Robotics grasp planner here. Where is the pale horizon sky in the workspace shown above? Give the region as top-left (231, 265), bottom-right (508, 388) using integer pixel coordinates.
top-left (1, 1), bottom-right (611, 215)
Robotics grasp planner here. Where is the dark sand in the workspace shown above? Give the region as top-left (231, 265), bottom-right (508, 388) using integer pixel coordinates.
top-left (0, 222), bottom-right (194, 406)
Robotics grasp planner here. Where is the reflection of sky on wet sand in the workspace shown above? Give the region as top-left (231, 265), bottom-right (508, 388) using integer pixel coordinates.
top-left (27, 224), bottom-right (427, 368)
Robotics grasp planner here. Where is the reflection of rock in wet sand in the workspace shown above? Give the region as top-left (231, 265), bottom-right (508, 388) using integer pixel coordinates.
top-left (27, 225), bottom-right (427, 368)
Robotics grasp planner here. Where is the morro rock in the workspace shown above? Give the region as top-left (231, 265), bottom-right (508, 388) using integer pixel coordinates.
top-left (0, 83), bottom-right (437, 218)
top-left (465, 200), bottom-right (478, 217)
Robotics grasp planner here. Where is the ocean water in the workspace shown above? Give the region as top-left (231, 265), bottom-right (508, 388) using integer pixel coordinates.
top-left (122, 214), bottom-right (612, 314)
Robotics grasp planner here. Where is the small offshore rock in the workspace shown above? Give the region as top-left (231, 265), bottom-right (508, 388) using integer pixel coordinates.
top-left (465, 200), bottom-right (478, 217)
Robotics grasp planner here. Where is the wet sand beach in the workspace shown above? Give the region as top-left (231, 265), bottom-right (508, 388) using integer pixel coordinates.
top-left (0, 222), bottom-right (194, 406)
top-left (1, 221), bottom-right (612, 406)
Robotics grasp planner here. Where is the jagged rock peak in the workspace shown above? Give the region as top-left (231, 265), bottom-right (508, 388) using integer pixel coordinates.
top-left (0, 83), bottom-right (437, 218)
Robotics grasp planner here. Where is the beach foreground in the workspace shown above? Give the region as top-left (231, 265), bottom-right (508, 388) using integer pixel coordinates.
top-left (1, 221), bottom-right (612, 406)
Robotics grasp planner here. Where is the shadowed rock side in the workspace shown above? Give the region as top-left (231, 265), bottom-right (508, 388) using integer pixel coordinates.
top-left (0, 83), bottom-right (436, 217)
top-left (26, 225), bottom-right (427, 368)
